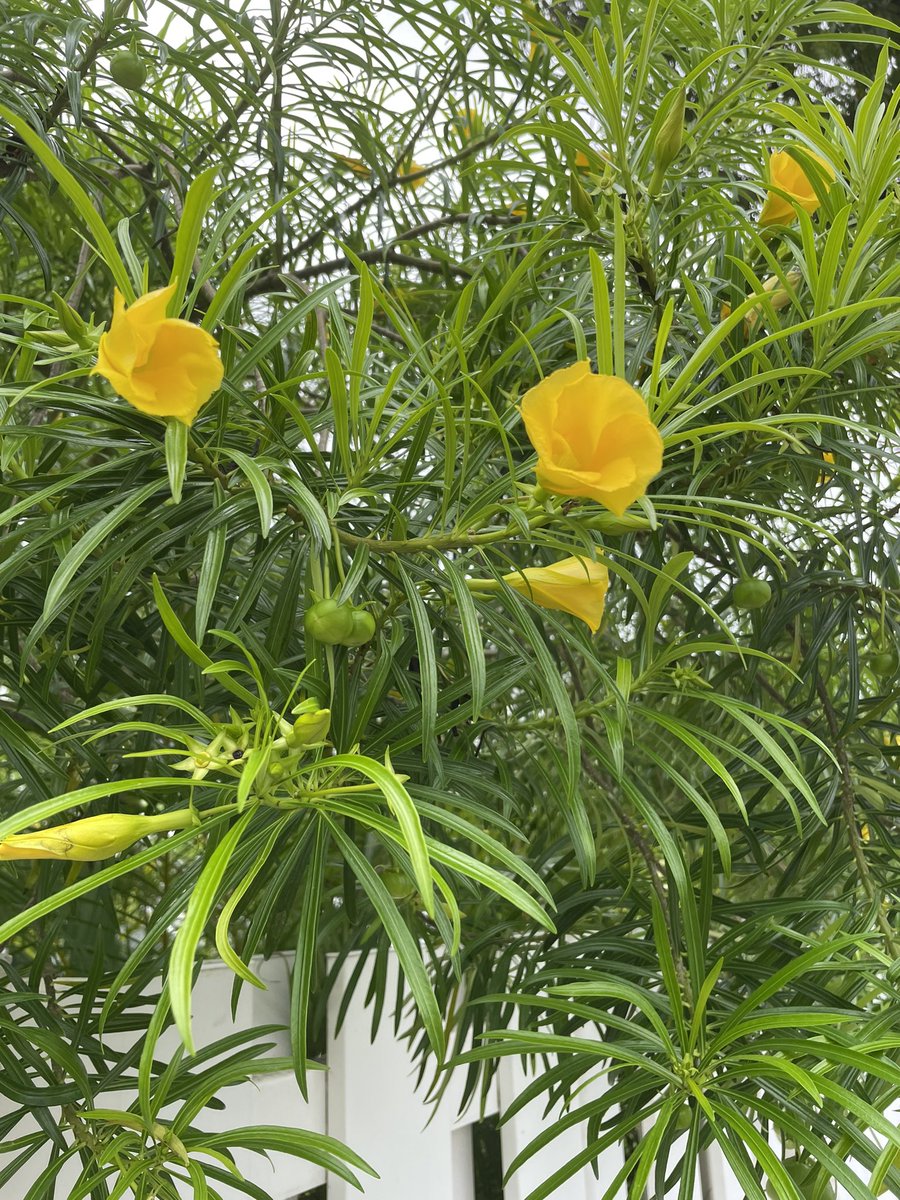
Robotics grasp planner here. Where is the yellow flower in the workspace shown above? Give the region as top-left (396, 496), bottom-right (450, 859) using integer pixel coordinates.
top-left (454, 107), bottom-right (483, 141)
top-left (334, 153), bottom-right (371, 178)
top-left (720, 269), bottom-right (803, 332)
top-left (759, 148), bottom-right (834, 227)
top-left (818, 450), bottom-right (835, 485)
top-left (399, 159), bottom-right (426, 190)
top-left (93, 285), bottom-right (224, 426)
top-left (520, 362), bottom-right (664, 516)
top-left (503, 556), bottom-right (609, 632)
top-left (0, 810), bottom-right (196, 862)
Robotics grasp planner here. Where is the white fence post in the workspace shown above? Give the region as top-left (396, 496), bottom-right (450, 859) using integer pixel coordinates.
top-left (325, 949), bottom-right (498, 1200)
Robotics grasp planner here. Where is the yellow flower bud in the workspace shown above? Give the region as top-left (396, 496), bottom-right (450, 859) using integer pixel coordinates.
top-left (92, 285), bottom-right (224, 426)
top-left (503, 556), bottom-right (609, 632)
top-left (333, 153), bottom-right (371, 178)
top-left (759, 147), bottom-right (834, 227)
top-left (520, 362), bottom-right (663, 516)
top-left (0, 810), bottom-right (196, 862)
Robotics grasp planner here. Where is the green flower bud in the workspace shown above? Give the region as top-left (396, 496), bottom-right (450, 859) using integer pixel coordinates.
top-left (51, 291), bottom-right (90, 346)
top-left (304, 598), bottom-right (355, 644)
top-left (569, 171), bottom-right (599, 230)
top-left (342, 608), bottom-right (377, 647)
top-left (109, 49), bottom-right (148, 91)
top-left (733, 578), bottom-right (771, 610)
top-left (649, 86), bottom-right (686, 195)
top-left (288, 707), bottom-right (331, 747)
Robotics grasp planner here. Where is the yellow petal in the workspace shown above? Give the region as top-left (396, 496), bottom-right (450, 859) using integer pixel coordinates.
top-left (93, 288), bottom-right (224, 426)
top-left (759, 148), bottom-right (834, 227)
top-left (504, 556), bottom-right (609, 632)
top-left (520, 364), bottom-right (663, 516)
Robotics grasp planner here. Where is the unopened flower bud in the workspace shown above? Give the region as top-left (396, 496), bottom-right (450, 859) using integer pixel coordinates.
top-left (649, 87), bottom-right (686, 195)
top-left (287, 707), bottom-right (331, 748)
top-left (0, 810), bottom-right (196, 862)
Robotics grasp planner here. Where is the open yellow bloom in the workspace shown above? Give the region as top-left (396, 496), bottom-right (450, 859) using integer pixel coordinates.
top-left (504, 556), bottom-right (608, 632)
top-left (399, 159), bottom-right (426, 190)
top-left (93, 284), bottom-right (224, 426)
top-left (520, 362), bottom-right (664, 516)
top-left (759, 148), bottom-right (834, 227)
top-left (0, 810), bottom-right (196, 862)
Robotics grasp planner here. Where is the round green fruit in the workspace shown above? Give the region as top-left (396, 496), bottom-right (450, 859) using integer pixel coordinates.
top-left (381, 869), bottom-right (415, 901)
top-left (109, 50), bottom-right (148, 91)
top-left (342, 608), bottom-right (376, 647)
top-left (870, 648), bottom-right (898, 677)
top-left (766, 1158), bottom-right (834, 1200)
top-left (733, 578), bottom-right (772, 610)
top-left (304, 599), bottom-right (355, 644)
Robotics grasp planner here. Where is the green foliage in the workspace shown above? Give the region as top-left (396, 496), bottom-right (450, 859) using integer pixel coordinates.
top-left (0, 0), bottom-right (898, 1196)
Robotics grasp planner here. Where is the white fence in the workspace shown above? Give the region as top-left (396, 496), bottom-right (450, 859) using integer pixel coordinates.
top-left (0, 951), bottom-right (866, 1200)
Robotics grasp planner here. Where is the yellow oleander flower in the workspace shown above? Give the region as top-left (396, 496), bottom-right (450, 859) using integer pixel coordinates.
top-left (721, 269), bottom-right (803, 332)
top-left (93, 284), bottom-right (224, 426)
top-left (817, 450), bottom-right (835, 485)
top-left (520, 361), bottom-right (664, 516)
top-left (759, 148), bottom-right (834, 227)
top-left (454, 107), bottom-right (483, 141)
top-left (0, 810), bottom-right (196, 862)
top-left (504, 556), bottom-right (609, 632)
top-left (334, 153), bottom-right (371, 178)
top-left (399, 159), bottom-right (426, 190)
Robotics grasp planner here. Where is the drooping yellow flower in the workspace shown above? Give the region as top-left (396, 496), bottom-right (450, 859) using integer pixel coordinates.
top-left (520, 362), bottom-right (664, 516)
top-left (0, 810), bottom-right (196, 862)
top-left (720, 269), bottom-right (803, 332)
top-left (334, 153), bottom-right (372, 178)
top-left (503, 556), bottom-right (609, 632)
top-left (93, 285), bottom-right (224, 426)
top-left (759, 148), bottom-right (834, 227)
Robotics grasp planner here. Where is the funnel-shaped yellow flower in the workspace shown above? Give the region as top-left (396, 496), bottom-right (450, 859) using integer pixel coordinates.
top-left (93, 285), bottom-right (224, 426)
top-left (520, 362), bottom-right (663, 516)
top-left (0, 810), bottom-right (196, 862)
top-left (759, 148), bottom-right (834, 227)
top-left (504, 556), bottom-right (609, 632)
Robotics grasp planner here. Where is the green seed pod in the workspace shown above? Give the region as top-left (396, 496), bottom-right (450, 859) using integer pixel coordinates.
top-left (766, 1158), bottom-right (835, 1200)
top-left (381, 868), bottom-right (415, 901)
top-left (672, 1103), bottom-right (693, 1133)
top-left (733, 578), bottom-right (771, 610)
top-left (870, 648), bottom-right (898, 677)
top-left (342, 608), bottom-right (377, 647)
top-left (304, 599), bottom-right (355, 644)
top-left (110, 50), bottom-right (148, 91)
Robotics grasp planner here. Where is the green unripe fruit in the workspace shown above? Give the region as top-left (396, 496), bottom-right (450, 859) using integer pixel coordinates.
top-left (733, 578), bottom-right (771, 610)
top-left (870, 648), bottom-right (898, 677)
top-left (381, 868), bottom-right (415, 901)
top-left (766, 1158), bottom-right (834, 1200)
top-left (342, 608), bottom-right (377, 647)
top-left (304, 599), bottom-right (355, 644)
top-left (672, 1104), bottom-right (693, 1134)
top-left (110, 50), bottom-right (148, 91)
